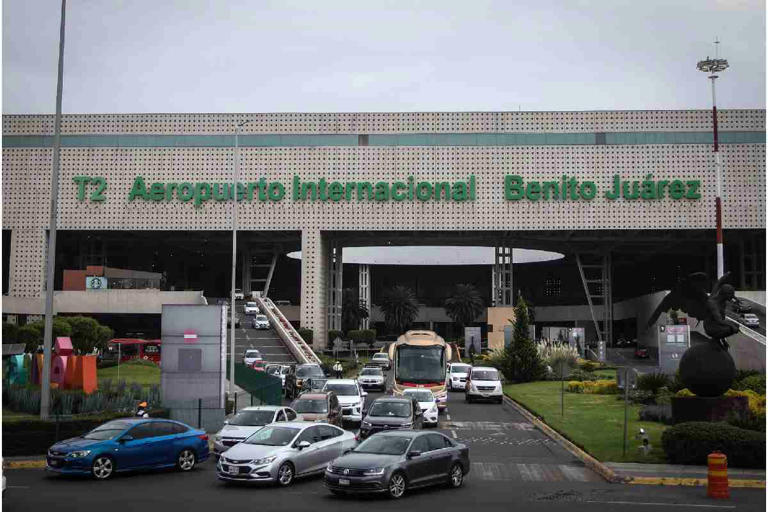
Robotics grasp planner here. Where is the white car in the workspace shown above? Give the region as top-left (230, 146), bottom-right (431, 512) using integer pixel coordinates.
top-left (740, 313), bottom-right (760, 327)
top-left (370, 352), bottom-right (391, 370)
top-left (244, 302), bottom-right (260, 315)
top-left (357, 367), bottom-right (385, 391)
top-left (243, 349), bottom-right (262, 366)
top-left (234, 289), bottom-right (245, 301)
top-left (252, 314), bottom-right (270, 329)
top-left (213, 405), bottom-right (298, 457)
top-left (447, 362), bottom-right (471, 391)
top-left (465, 366), bottom-right (503, 404)
top-left (322, 379), bottom-right (366, 424)
top-left (403, 388), bottom-right (439, 426)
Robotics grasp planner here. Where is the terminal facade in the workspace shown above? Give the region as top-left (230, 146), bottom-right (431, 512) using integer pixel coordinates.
top-left (2, 110), bottom-right (765, 349)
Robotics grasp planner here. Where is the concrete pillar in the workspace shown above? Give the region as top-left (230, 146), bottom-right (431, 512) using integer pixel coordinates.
top-left (301, 229), bottom-right (328, 349)
top-left (327, 240), bottom-right (343, 332)
top-left (8, 229), bottom-right (47, 298)
top-left (359, 264), bottom-right (371, 329)
top-left (241, 248), bottom-right (250, 295)
top-left (493, 246), bottom-right (513, 306)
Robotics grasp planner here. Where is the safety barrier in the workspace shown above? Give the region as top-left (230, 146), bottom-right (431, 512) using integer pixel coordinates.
top-left (254, 297), bottom-right (321, 365)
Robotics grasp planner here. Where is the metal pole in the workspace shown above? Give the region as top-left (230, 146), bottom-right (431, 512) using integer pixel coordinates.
top-left (41, 0), bottom-right (67, 420)
top-left (560, 362), bottom-right (565, 417)
top-left (623, 366), bottom-right (630, 458)
top-left (710, 76), bottom-right (724, 279)
top-left (229, 123), bottom-right (241, 397)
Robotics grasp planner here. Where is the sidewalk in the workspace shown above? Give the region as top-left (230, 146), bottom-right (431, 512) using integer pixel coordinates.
top-left (606, 462), bottom-right (766, 488)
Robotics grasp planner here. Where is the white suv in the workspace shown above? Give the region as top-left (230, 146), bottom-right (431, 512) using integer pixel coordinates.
top-left (244, 302), bottom-right (260, 315)
top-left (322, 379), bottom-right (367, 424)
top-left (447, 362), bottom-right (471, 391)
top-left (465, 366), bottom-right (503, 404)
top-left (242, 349), bottom-right (262, 366)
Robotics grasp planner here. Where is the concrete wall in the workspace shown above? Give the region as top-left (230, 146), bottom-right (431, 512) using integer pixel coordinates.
top-left (1, 290), bottom-right (206, 315)
top-left (487, 307), bottom-right (516, 350)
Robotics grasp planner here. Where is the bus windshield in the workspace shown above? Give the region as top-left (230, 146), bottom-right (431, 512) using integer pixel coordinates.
top-left (395, 345), bottom-right (445, 384)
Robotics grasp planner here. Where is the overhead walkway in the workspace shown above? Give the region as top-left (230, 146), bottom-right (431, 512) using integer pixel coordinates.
top-left (254, 297), bottom-right (321, 365)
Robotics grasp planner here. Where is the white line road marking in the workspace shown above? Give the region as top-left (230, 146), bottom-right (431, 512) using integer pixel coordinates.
top-left (448, 421), bottom-right (534, 431)
top-left (558, 464), bottom-right (591, 482)
top-left (584, 501), bottom-right (736, 509)
top-left (451, 430), bottom-right (457, 439)
top-left (7, 485), bottom-right (30, 489)
top-left (471, 462), bottom-right (601, 483)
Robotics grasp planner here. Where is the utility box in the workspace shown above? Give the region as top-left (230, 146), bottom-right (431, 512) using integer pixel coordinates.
top-left (161, 304), bottom-right (227, 431)
top-left (658, 324), bottom-right (690, 375)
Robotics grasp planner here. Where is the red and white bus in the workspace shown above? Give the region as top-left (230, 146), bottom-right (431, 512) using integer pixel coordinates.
top-left (105, 339), bottom-right (162, 364)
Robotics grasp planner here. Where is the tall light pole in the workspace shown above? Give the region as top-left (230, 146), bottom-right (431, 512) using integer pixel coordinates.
top-left (697, 41), bottom-right (729, 279)
top-left (41, 0), bottom-right (67, 420)
top-left (230, 120), bottom-right (251, 397)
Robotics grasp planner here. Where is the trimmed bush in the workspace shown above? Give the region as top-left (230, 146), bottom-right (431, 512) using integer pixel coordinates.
top-left (568, 369), bottom-right (599, 381)
top-left (577, 359), bottom-right (602, 372)
top-left (734, 375), bottom-right (766, 395)
top-left (639, 404), bottom-right (673, 424)
top-left (636, 372), bottom-right (672, 395)
top-left (348, 329), bottom-right (377, 346)
top-left (567, 380), bottom-right (619, 395)
top-left (297, 328), bottom-right (313, 344)
top-left (661, 422), bottom-right (766, 468)
top-left (328, 330), bottom-right (344, 344)
top-left (627, 389), bottom-right (656, 405)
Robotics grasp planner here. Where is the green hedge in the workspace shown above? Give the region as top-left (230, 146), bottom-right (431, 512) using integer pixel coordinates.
top-left (328, 330), bottom-right (344, 344)
top-left (2, 408), bottom-right (169, 456)
top-left (297, 328), bottom-right (313, 344)
top-left (348, 329), bottom-right (377, 345)
top-left (661, 421), bottom-right (766, 468)
top-left (733, 375), bottom-right (766, 395)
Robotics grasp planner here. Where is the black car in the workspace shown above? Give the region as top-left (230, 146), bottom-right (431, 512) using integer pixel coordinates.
top-left (731, 299), bottom-right (752, 314)
top-left (325, 431), bottom-right (470, 499)
top-left (284, 364), bottom-right (326, 399)
top-left (359, 398), bottom-right (422, 440)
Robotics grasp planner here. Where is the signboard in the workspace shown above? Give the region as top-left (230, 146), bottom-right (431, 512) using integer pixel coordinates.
top-left (183, 329), bottom-right (198, 343)
top-left (85, 276), bottom-right (108, 290)
top-left (464, 327), bottom-right (482, 358)
top-left (658, 324), bottom-right (690, 375)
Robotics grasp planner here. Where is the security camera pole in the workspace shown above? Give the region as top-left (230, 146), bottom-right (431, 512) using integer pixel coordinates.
top-left (40, 0), bottom-right (67, 420)
top-left (697, 40), bottom-right (729, 279)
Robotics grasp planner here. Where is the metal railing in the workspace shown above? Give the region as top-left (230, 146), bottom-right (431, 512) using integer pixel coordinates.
top-left (254, 297), bottom-right (321, 365)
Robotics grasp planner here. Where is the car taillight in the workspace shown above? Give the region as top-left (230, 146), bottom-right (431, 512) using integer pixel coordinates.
top-left (198, 434), bottom-right (209, 441)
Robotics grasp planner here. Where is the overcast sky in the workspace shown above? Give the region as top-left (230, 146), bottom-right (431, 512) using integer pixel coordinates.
top-left (2, 0), bottom-right (765, 114)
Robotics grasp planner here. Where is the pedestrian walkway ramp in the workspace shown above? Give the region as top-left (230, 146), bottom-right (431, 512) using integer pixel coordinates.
top-left (690, 325), bottom-right (765, 372)
top-left (254, 297), bottom-right (321, 365)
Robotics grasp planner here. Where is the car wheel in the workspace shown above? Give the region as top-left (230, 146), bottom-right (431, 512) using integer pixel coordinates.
top-left (277, 462), bottom-right (295, 486)
top-left (177, 449), bottom-right (196, 471)
top-left (448, 463), bottom-right (464, 488)
top-left (387, 471), bottom-right (407, 499)
top-left (91, 455), bottom-right (115, 480)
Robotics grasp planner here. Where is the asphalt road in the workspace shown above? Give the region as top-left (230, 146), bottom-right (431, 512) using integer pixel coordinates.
top-left (4, 386), bottom-right (765, 511)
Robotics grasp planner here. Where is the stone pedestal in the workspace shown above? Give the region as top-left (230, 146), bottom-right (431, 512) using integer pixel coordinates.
top-left (671, 396), bottom-right (749, 424)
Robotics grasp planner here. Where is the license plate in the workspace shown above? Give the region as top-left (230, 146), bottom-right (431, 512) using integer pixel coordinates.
top-left (339, 478), bottom-right (350, 486)
top-left (482, 393), bottom-right (490, 397)
top-left (228, 466), bottom-right (239, 475)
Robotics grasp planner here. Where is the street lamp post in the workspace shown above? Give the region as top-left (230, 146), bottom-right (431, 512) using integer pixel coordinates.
top-left (697, 44), bottom-right (729, 279)
top-left (230, 120), bottom-right (251, 398)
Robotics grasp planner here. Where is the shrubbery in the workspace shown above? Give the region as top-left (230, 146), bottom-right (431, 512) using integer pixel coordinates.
top-left (567, 369), bottom-right (599, 382)
top-left (348, 329), bottom-right (377, 346)
top-left (327, 330), bottom-right (344, 344)
top-left (636, 372), bottom-right (672, 395)
top-left (297, 328), bottom-right (313, 344)
top-left (733, 374), bottom-right (766, 395)
top-left (661, 422), bottom-right (766, 468)
top-left (566, 380), bottom-right (619, 394)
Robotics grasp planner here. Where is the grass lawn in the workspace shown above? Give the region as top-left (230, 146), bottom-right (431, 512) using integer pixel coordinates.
top-left (2, 408), bottom-right (38, 422)
top-left (504, 380), bottom-right (668, 464)
top-left (98, 363), bottom-right (160, 387)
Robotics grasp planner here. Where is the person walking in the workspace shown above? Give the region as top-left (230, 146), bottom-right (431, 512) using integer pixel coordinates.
top-left (333, 360), bottom-right (343, 379)
top-left (135, 401), bottom-right (149, 418)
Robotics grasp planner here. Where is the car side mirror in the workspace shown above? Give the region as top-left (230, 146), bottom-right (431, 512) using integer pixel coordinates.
top-left (361, 391), bottom-right (368, 397)
top-left (296, 440), bottom-right (311, 450)
top-left (119, 435), bottom-right (134, 443)
top-left (407, 450), bottom-right (421, 459)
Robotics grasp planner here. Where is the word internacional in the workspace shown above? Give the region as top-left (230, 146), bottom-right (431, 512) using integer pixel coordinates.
top-left (72, 173), bottom-right (702, 207)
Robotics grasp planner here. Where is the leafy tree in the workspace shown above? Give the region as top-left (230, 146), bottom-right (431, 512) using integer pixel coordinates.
top-left (3, 322), bottom-right (19, 343)
top-left (443, 284), bottom-right (484, 332)
top-left (341, 288), bottom-right (369, 333)
top-left (64, 316), bottom-right (113, 354)
top-left (379, 285), bottom-right (419, 335)
top-left (16, 318), bottom-right (72, 352)
top-left (500, 296), bottom-right (545, 383)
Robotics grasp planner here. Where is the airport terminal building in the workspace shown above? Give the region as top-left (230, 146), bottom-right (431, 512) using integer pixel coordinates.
top-left (2, 110), bottom-right (765, 356)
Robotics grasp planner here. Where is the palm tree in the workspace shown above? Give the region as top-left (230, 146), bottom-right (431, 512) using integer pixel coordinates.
top-left (444, 284), bottom-right (484, 332)
top-left (341, 288), bottom-right (369, 333)
top-left (379, 285), bottom-right (419, 334)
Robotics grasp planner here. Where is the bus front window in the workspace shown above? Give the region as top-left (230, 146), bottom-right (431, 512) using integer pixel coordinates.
top-left (395, 345), bottom-right (445, 384)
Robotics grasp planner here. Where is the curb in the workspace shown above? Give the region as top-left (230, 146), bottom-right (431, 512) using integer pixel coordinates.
top-left (629, 477), bottom-right (766, 489)
top-left (4, 460), bottom-right (46, 469)
top-left (502, 395), bottom-right (627, 484)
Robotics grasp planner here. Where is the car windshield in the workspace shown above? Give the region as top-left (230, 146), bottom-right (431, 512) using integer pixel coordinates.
top-left (405, 390), bottom-right (433, 402)
top-left (266, 366), bottom-right (281, 376)
top-left (451, 365), bottom-right (470, 374)
top-left (228, 410), bottom-right (275, 426)
top-left (280, 367), bottom-right (290, 375)
top-left (354, 435), bottom-right (411, 455)
top-left (255, 315), bottom-right (268, 321)
top-left (246, 302), bottom-right (257, 308)
top-left (368, 401), bottom-right (410, 418)
top-left (83, 421), bottom-right (132, 440)
top-left (292, 398), bottom-right (328, 413)
top-left (245, 350), bottom-right (261, 358)
top-left (244, 426), bottom-right (299, 446)
top-left (472, 370), bottom-right (499, 381)
top-left (296, 366), bottom-right (324, 378)
top-left (360, 368), bottom-right (382, 376)
top-left (324, 383), bottom-right (358, 396)
top-left (373, 354), bottom-right (388, 360)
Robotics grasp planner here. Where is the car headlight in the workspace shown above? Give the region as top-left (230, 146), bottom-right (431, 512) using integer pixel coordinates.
top-left (67, 450), bottom-right (91, 459)
top-left (429, 405), bottom-right (438, 413)
top-left (361, 421), bottom-right (372, 428)
top-left (401, 423), bottom-right (413, 429)
top-left (251, 455), bottom-right (277, 465)
top-left (452, 376), bottom-right (459, 380)
top-left (296, 379), bottom-right (303, 387)
top-left (326, 462), bottom-right (335, 473)
top-left (363, 467), bottom-right (385, 476)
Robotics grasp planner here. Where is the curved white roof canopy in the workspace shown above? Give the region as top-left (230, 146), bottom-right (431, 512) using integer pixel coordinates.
top-left (286, 246), bottom-right (563, 266)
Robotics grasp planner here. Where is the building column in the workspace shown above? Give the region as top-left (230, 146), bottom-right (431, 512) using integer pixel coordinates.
top-left (327, 239), bottom-right (343, 333)
top-left (300, 229), bottom-right (329, 349)
top-left (8, 229), bottom-right (47, 298)
top-left (241, 248), bottom-right (250, 295)
top-left (359, 264), bottom-right (371, 329)
top-left (493, 246), bottom-right (513, 306)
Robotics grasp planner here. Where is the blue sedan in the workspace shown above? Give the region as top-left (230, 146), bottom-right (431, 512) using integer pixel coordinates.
top-left (46, 418), bottom-right (209, 479)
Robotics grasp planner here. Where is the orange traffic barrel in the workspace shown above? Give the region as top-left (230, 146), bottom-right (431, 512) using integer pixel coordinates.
top-left (707, 452), bottom-right (729, 499)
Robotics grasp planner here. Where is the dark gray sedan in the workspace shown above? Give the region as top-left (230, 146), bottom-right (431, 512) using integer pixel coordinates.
top-left (324, 431), bottom-right (469, 499)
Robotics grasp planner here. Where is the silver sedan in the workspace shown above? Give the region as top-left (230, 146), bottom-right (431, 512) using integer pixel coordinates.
top-left (216, 422), bottom-right (357, 486)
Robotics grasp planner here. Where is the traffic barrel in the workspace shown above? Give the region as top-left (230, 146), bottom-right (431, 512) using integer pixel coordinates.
top-left (707, 452), bottom-right (729, 499)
